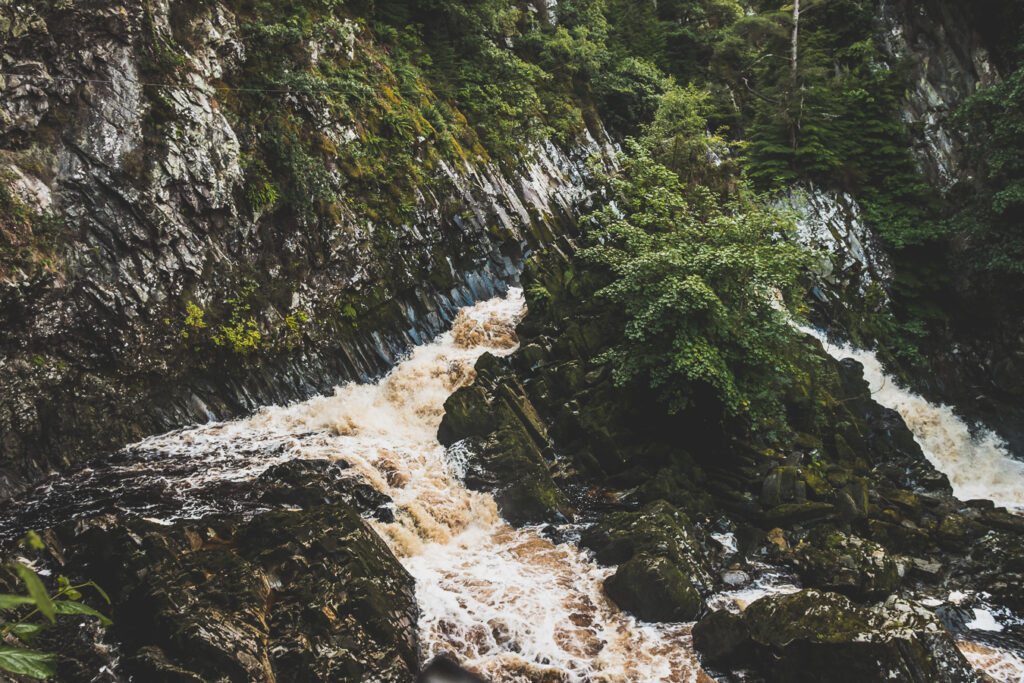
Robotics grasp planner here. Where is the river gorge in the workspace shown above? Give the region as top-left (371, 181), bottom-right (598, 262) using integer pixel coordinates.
top-left (3, 0), bottom-right (1024, 680)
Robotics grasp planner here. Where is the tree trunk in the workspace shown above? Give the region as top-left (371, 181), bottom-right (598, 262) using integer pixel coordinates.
top-left (791, 0), bottom-right (800, 81)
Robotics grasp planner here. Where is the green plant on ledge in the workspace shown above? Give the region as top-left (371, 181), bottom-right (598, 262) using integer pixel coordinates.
top-left (214, 317), bottom-right (262, 354)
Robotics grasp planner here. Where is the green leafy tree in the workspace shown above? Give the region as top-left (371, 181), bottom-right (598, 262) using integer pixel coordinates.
top-left (641, 83), bottom-right (736, 189)
top-left (581, 142), bottom-right (813, 430)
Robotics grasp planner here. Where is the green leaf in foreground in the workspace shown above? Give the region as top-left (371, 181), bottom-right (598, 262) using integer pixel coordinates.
top-left (0, 645), bottom-right (56, 679)
top-left (53, 600), bottom-right (113, 626)
top-left (13, 565), bottom-right (55, 623)
top-left (0, 594), bottom-right (36, 610)
top-left (7, 623), bottom-right (45, 643)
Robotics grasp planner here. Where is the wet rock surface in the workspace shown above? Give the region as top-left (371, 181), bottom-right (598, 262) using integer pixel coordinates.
top-left (789, 528), bottom-right (902, 601)
top-left (439, 354), bottom-right (572, 526)
top-left (6, 476), bottom-right (418, 681)
top-left (580, 501), bottom-right (717, 622)
top-left (695, 590), bottom-right (983, 683)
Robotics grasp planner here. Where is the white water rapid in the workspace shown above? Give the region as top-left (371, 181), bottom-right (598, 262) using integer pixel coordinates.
top-left (803, 328), bottom-right (1024, 513)
top-left (117, 289), bottom-right (704, 682)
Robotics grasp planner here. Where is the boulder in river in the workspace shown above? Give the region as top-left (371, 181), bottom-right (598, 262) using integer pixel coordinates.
top-left (695, 589), bottom-right (983, 683)
top-left (581, 500), bottom-right (717, 622)
top-left (790, 527), bottom-right (903, 600)
top-left (439, 355), bottom-right (573, 526)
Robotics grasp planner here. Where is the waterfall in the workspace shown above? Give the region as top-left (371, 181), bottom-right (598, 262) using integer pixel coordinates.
top-left (802, 327), bottom-right (1024, 513)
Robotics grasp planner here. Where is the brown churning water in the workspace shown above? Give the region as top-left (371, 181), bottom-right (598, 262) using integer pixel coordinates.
top-left (237, 288), bottom-right (703, 681)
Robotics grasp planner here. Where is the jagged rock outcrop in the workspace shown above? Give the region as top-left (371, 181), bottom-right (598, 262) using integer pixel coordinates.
top-left (7, 461), bottom-right (419, 681)
top-left (580, 500), bottom-right (719, 622)
top-left (877, 0), bottom-right (998, 191)
top-left (439, 351), bottom-right (572, 526)
top-left (0, 0), bottom-right (609, 499)
top-left (778, 185), bottom-right (893, 298)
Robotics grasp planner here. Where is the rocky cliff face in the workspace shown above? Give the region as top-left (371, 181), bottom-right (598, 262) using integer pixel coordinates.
top-left (0, 0), bottom-right (608, 498)
top-left (878, 0), bottom-right (998, 191)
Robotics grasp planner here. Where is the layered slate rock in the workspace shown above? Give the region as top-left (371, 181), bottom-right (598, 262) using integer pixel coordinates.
top-left (439, 352), bottom-right (572, 526)
top-left (695, 590), bottom-right (982, 683)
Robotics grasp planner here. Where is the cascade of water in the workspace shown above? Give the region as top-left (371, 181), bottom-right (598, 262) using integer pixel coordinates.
top-left (108, 288), bottom-right (701, 681)
top-left (801, 327), bottom-right (1024, 513)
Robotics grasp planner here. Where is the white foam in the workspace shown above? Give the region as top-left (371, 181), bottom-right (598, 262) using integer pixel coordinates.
top-left (966, 609), bottom-right (1004, 633)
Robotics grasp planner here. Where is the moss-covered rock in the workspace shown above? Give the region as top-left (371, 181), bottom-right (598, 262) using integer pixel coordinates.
top-left (439, 360), bottom-right (572, 525)
top-left (581, 500), bottom-right (716, 622)
top-left (691, 608), bottom-right (751, 667)
top-left (790, 528), bottom-right (902, 600)
top-left (604, 552), bottom-right (705, 622)
top-left (733, 590), bottom-right (981, 683)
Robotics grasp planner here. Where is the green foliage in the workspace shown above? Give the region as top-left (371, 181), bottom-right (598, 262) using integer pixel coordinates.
top-left (283, 310), bottom-right (310, 349)
top-left (181, 301), bottom-right (207, 340)
top-left (641, 83), bottom-right (737, 189)
top-left (603, 0), bottom-right (743, 84)
top-left (722, 1), bottom-right (941, 248)
top-left (214, 318), bottom-right (262, 354)
top-left (211, 279), bottom-right (263, 354)
top-left (593, 57), bottom-right (666, 134)
top-left (526, 281), bottom-right (552, 302)
top-left (0, 534), bottom-right (110, 679)
top-left (952, 54), bottom-right (1024, 282)
top-left (581, 142), bottom-right (813, 429)
top-left (243, 156), bottom-right (282, 211)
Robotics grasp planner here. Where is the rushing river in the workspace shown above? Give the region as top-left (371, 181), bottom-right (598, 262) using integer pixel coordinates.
top-left (4, 290), bottom-right (1024, 680)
